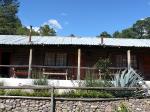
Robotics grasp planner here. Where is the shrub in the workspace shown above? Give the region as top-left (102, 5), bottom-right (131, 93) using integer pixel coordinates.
top-left (96, 58), bottom-right (112, 80)
top-left (0, 81), bottom-right (4, 86)
top-left (5, 89), bottom-right (31, 96)
top-left (112, 68), bottom-right (146, 97)
top-left (85, 70), bottom-right (113, 87)
top-left (114, 102), bottom-right (131, 112)
top-left (113, 68), bottom-right (144, 87)
top-left (31, 91), bottom-right (51, 97)
top-left (56, 90), bottom-right (114, 98)
top-left (33, 77), bottom-right (48, 86)
top-left (0, 89), bottom-right (5, 95)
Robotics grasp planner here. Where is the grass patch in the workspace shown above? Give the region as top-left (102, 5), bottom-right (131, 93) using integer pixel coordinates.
top-left (55, 90), bottom-right (114, 98)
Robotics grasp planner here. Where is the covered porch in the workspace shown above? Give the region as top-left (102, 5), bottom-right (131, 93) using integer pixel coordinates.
top-left (0, 45), bottom-right (149, 80)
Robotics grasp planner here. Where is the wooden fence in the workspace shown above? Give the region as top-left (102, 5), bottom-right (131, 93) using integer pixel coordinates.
top-left (0, 86), bottom-right (145, 112)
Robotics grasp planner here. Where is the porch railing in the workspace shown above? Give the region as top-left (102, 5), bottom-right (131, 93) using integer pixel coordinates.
top-left (0, 65), bottom-right (126, 80)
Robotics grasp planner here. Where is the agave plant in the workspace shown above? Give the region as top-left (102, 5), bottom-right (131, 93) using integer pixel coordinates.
top-left (113, 68), bottom-right (144, 87)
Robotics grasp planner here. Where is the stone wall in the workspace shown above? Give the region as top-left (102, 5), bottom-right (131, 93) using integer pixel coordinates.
top-left (0, 97), bottom-right (150, 112)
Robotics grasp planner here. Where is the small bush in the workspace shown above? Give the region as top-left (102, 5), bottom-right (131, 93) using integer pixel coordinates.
top-left (114, 102), bottom-right (131, 112)
top-left (5, 89), bottom-right (31, 96)
top-left (56, 90), bottom-right (114, 98)
top-left (85, 70), bottom-right (113, 87)
top-left (31, 91), bottom-right (51, 97)
top-left (96, 58), bottom-right (112, 80)
top-left (33, 77), bottom-right (48, 86)
top-left (33, 77), bottom-right (49, 93)
top-left (0, 81), bottom-right (4, 86)
top-left (0, 89), bottom-right (5, 95)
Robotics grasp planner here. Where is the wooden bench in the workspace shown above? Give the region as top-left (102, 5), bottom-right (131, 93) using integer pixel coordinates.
top-left (42, 68), bottom-right (68, 80)
top-left (12, 67), bottom-right (28, 78)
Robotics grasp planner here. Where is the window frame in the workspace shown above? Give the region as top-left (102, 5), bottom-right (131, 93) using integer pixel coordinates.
top-left (44, 52), bottom-right (67, 66)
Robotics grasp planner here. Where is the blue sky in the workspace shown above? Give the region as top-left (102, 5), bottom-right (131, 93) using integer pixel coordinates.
top-left (18, 0), bottom-right (150, 36)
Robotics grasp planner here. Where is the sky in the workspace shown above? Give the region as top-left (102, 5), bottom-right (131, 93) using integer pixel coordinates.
top-left (18, 0), bottom-right (150, 36)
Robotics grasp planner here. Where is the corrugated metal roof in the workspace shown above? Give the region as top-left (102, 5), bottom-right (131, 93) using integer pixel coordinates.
top-left (0, 35), bottom-right (150, 47)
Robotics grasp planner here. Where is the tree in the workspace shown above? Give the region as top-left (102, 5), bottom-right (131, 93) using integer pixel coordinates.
top-left (133, 20), bottom-right (146, 38)
top-left (142, 17), bottom-right (150, 38)
top-left (112, 17), bottom-right (150, 39)
top-left (121, 28), bottom-right (137, 38)
top-left (113, 31), bottom-right (121, 38)
top-left (16, 26), bottom-right (39, 36)
top-left (0, 0), bottom-right (21, 35)
top-left (98, 31), bottom-right (112, 38)
top-left (39, 25), bottom-right (56, 36)
top-left (69, 34), bottom-right (75, 37)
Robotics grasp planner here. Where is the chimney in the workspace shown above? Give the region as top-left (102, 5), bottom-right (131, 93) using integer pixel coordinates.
top-left (29, 25), bottom-right (32, 42)
top-left (101, 36), bottom-right (104, 45)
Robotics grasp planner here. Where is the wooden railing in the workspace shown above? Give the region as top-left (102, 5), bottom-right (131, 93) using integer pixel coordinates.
top-left (0, 65), bottom-right (127, 79)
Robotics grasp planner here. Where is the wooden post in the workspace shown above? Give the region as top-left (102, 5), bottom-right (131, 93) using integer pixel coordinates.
top-left (50, 87), bottom-right (54, 112)
top-left (28, 26), bottom-right (32, 78)
top-left (28, 49), bottom-right (32, 78)
top-left (77, 48), bottom-right (81, 80)
top-left (127, 50), bottom-right (131, 70)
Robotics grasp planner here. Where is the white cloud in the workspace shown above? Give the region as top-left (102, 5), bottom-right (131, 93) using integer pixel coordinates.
top-left (27, 26), bottom-right (40, 32)
top-left (140, 18), bottom-right (145, 20)
top-left (32, 27), bottom-right (40, 32)
top-left (44, 19), bottom-right (62, 29)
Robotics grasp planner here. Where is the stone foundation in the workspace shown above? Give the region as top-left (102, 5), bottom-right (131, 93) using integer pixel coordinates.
top-left (0, 97), bottom-right (149, 112)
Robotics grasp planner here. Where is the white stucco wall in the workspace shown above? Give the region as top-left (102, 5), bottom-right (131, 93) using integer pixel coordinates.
top-left (0, 78), bottom-right (80, 87)
top-left (0, 78), bottom-right (150, 88)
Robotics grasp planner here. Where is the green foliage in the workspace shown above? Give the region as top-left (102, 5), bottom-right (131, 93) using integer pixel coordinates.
top-left (113, 68), bottom-right (143, 87)
top-left (114, 102), bottom-right (131, 112)
top-left (96, 58), bottom-right (112, 80)
top-left (113, 17), bottom-right (150, 39)
top-left (33, 76), bottom-right (49, 93)
top-left (31, 69), bottom-right (43, 79)
top-left (112, 68), bottom-right (145, 97)
top-left (5, 89), bottom-right (31, 96)
top-left (56, 90), bottom-right (114, 98)
top-left (0, 89), bottom-right (5, 95)
top-left (31, 91), bottom-right (51, 97)
top-left (121, 28), bottom-right (137, 38)
top-left (69, 34), bottom-right (75, 37)
top-left (113, 31), bottom-right (122, 38)
top-left (33, 77), bottom-right (48, 86)
top-left (0, 81), bottom-right (4, 86)
top-left (0, 0), bottom-right (21, 35)
top-left (39, 25), bottom-right (56, 36)
top-left (98, 31), bottom-right (112, 38)
top-left (4, 89), bottom-right (50, 97)
top-left (85, 71), bottom-right (113, 87)
top-left (16, 26), bottom-right (39, 36)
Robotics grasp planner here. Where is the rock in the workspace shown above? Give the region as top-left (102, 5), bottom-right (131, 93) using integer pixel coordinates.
top-left (0, 103), bottom-right (5, 109)
top-left (105, 105), bottom-right (112, 112)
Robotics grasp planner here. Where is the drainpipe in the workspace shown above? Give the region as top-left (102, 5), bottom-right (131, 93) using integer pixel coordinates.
top-left (28, 26), bottom-right (33, 78)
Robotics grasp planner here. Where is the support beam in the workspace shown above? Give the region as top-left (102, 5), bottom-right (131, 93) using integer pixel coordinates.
top-left (127, 50), bottom-right (131, 70)
top-left (77, 48), bottom-right (81, 80)
top-left (28, 25), bottom-right (32, 78)
top-left (28, 48), bottom-right (32, 78)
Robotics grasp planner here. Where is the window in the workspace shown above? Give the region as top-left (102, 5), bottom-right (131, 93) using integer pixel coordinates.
top-left (44, 52), bottom-right (67, 66)
top-left (56, 53), bottom-right (67, 66)
top-left (131, 55), bottom-right (137, 68)
top-left (45, 53), bottom-right (55, 66)
top-left (116, 55), bottom-right (127, 67)
top-left (115, 55), bottom-right (137, 68)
